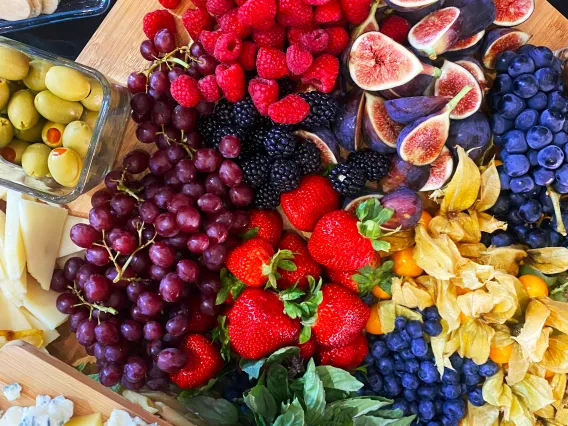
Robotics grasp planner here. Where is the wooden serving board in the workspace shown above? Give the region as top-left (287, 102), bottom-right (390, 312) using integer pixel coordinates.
top-left (66, 0), bottom-right (568, 217)
top-left (0, 341), bottom-right (168, 425)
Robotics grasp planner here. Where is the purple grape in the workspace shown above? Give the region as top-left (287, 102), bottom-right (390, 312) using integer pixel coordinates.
top-left (205, 172), bottom-right (228, 196)
top-left (187, 233), bottom-right (209, 254)
top-left (127, 72), bottom-right (147, 94)
top-left (203, 243), bottom-right (227, 267)
top-left (51, 269), bottom-right (71, 293)
top-left (182, 181), bottom-right (205, 199)
top-left (175, 206), bottom-right (201, 233)
top-left (154, 29), bottom-right (176, 53)
top-left (84, 275), bottom-right (111, 302)
top-left (140, 40), bottom-right (159, 60)
top-left (136, 121), bottom-right (159, 144)
top-left (218, 135), bottom-right (241, 158)
top-left (76, 319), bottom-right (97, 346)
top-left (152, 100), bottom-right (173, 126)
top-left (165, 315), bottom-right (189, 337)
top-left (166, 144), bottom-right (187, 163)
top-left (100, 363), bottom-right (123, 387)
top-left (196, 54), bottom-right (217, 76)
top-left (229, 184), bottom-right (254, 207)
top-left (176, 259), bottom-right (199, 283)
top-left (95, 321), bottom-right (120, 345)
top-left (56, 293), bottom-right (79, 314)
top-left (172, 106), bottom-right (197, 132)
top-left (121, 320), bottom-right (143, 342)
top-left (69, 310), bottom-right (89, 333)
top-left (70, 223), bottom-right (100, 248)
top-left (205, 223), bottom-right (229, 244)
top-left (124, 356), bottom-right (148, 382)
top-left (194, 148), bottom-right (222, 172)
top-left (197, 193), bottom-right (223, 214)
top-left (123, 150), bottom-right (150, 174)
top-left (149, 150), bottom-right (173, 176)
top-left (219, 160), bottom-right (243, 187)
top-left (143, 321), bottom-right (164, 341)
top-left (159, 273), bottom-right (184, 303)
top-left (167, 193), bottom-right (193, 214)
top-left (76, 264), bottom-right (100, 289)
top-left (131, 93), bottom-right (154, 115)
top-left (156, 348), bottom-right (187, 373)
top-left (137, 292), bottom-right (164, 317)
top-left (149, 70), bottom-right (170, 96)
top-left (91, 189), bottom-right (112, 208)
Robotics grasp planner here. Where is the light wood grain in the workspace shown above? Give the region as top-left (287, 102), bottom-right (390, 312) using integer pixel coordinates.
top-left (66, 0), bottom-right (568, 216)
top-left (0, 341), bottom-right (169, 424)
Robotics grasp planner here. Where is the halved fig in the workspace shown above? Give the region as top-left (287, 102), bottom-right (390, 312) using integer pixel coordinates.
top-left (343, 191), bottom-right (383, 215)
top-left (482, 28), bottom-right (531, 69)
top-left (294, 128), bottom-right (340, 167)
top-left (420, 146), bottom-right (454, 191)
top-left (332, 88), bottom-right (365, 152)
top-left (494, 0), bottom-right (534, 26)
top-left (397, 0), bottom-right (442, 24)
top-left (381, 187), bottom-right (423, 230)
top-left (381, 74), bottom-right (436, 99)
top-left (445, 30), bottom-right (485, 59)
top-left (446, 112), bottom-right (491, 164)
top-left (397, 85), bottom-right (472, 165)
top-left (408, 7), bottom-right (462, 59)
top-left (444, 0), bottom-right (496, 38)
top-left (363, 93), bottom-right (403, 153)
top-left (384, 0), bottom-right (438, 12)
top-left (434, 60), bottom-right (482, 120)
top-left (384, 95), bottom-right (450, 124)
top-left (379, 155), bottom-right (431, 192)
top-left (455, 57), bottom-right (487, 94)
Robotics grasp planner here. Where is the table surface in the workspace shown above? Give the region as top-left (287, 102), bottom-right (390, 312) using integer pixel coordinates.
top-left (66, 0), bottom-right (568, 217)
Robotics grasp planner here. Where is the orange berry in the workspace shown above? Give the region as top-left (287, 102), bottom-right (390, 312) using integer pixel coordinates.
top-left (419, 211), bottom-right (432, 228)
top-left (459, 312), bottom-right (469, 323)
top-left (545, 369), bottom-right (555, 379)
top-left (494, 159), bottom-right (503, 166)
top-left (489, 344), bottom-right (513, 364)
top-left (519, 274), bottom-right (549, 298)
top-left (366, 303), bottom-right (382, 335)
top-left (372, 285), bottom-right (391, 300)
top-left (391, 247), bottom-right (423, 277)
top-left (456, 286), bottom-right (471, 296)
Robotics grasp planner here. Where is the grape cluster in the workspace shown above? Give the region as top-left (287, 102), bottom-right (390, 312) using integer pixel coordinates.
top-left (358, 308), bottom-right (498, 426)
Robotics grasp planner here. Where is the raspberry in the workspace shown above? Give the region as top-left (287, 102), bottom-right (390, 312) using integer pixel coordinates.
top-left (171, 75), bottom-right (202, 107)
top-left (339, 0), bottom-right (372, 25)
top-left (143, 10), bottom-right (177, 40)
top-left (239, 41), bottom-right (258, 71)
top-left (182, 8), bottom-right (214, 40)
top-left (206, 0), bottom-right (234, 15)
top-left (198, 75), bottom-right (221, 102)
top-left (380, 15), bottom-right (411, 44)
top-left (235, 0), bottom-right (246, 5)
top-left (199, 30), bottom-right (224, 55)
top-left (302, 0), bottom-right (331, 5)
top-left (218, 8), bottom-right (252, 38)
top-left (299, 29), bottom-right (329, 54)
top-left (314, 0), bottom-right (342, 24)
top-left (268, 94), bottom-right (310, 124)
top-left (286, 45), bottom-right (313, 75)
top-left (256, 47), bottom-right (288, 79)
top-left (238, 0), bottom-right (277, 30)
top-left (248, 77), bottom-right (279, 115)
top-left (287, 26), bottom-right (315, 45)
top-left (253, 24), bottom-right (286, 50)
top-left (277, 0), bottom-right (314, 28)
top-left (159, 0), bottom-right (180, 8)
top-left (193, 0), bottom-right (207, 7)
top-left (214, 32), bottom-right (243, 63)
top-left (216, 63), bottom-right (246, 102)
top-left (301, 54), bottom-right (339, 93)
top-left (325, 26), bottom-right (349, 55)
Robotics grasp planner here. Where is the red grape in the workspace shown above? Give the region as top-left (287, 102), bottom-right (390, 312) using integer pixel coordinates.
top-left (165, 315), bottom-right (189, 337)
top-left (219, 135), bottom-right (241, 158)
top-left (172, 106), bottom-right (197, 132)
top-left (86, 245), bottom-right (111, 266)
top-left (136, 121), bottom-right (159, 144)
top-left (131, 93), bottom-right (154, 115)
top-left (176, 206), bottom-right (201, 233)
top-left (182, 181), bottom-right (205, 199)
top-left (137, 292), bottom-right (164, 317)
top-left (123, 149), bottom-right (150, 174)
top-left (95, 321), bottom-right (120, 345)
top-left (143, 321), bottom-right (164, 341)
top-left (51, 270), bottom-right (71, 293)
top-left (56, 293), bottom-right (79, 314)
top-left (194, 148), bottom-right (222, 172)
top-left (89, 207), bottom-right (114, 231)
top-left (127, 72), bottom-right (147, 94)
top-left (91, 189), bottom-right (113, 208)
top-left (177, 259), bottom-right (199, 283)
top-left (111, 194), bottom-right (137, 217)
top-left (187, 233), bottom-right (209, 254)
top-left (84, 274), bottom-right (111, 302)
top-left (155, 212), bottom-right (180, 237)
top-left (100, 364), bottom-right (123, 387)
top-left (70, 223), bottom-right (101, 248)
top-left (156, 348), bottom-right (187, 373)
top-left (229, 184), bottom-right (254, 207)
top-left (121, 320), bottom-right (143, 342)
top-left (149, 150), bottom-right (173, 176)
top-left (167, 193), bottom-right (193, 214)
top-left (140, 40), bottom-right (159, 61)
top-left (76, 319), bottom-right (97, 346)
top-left (197, 193), bottom-right (222, 214)
top-left (175, 160), bottom-right (197, 184)
top-left (219, 160), bottom-right (243, 187)
top-left (205, 172), bottom-right (228, 196)
top-left (154, 29), bottom-right (176, 53)
top-left (159, 273), bottom-right (184, 303)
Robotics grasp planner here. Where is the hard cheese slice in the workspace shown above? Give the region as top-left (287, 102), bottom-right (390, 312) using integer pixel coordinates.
top-left (0, 290), bottom-right (32, 331)
top-left (1, 269), bottom-right (28, 307)
top-left (57, 215), bottom-right (88, 258)
top-left (4, 190), bottom-right (26, 281)
top-left (22, 275), bottom-right (68, 330)
top-left (0, 210), bottom-right (8, 280)
top-left (20, 199), bottom-right (68, 290)
top-left (20, 307), bottom-right (60, 347)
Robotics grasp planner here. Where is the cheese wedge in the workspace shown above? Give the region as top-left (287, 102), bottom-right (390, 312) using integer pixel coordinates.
top-left (0, 210), bottom-right (8, 281)
top-left (4, 191), bottom-right (27, 281)
top-left (65, 413), bottom-right (103, 426)
top-left (22, 275), bottom-right (68, 330)
top-left (41, 0), bottom-right (60, 14)
top-left (20, 307), bottom-right (60, 347)
top-left (0, 290), bottom-right (32, 331)
top-left (0, 0), bottom-right (33, 21)
top-left (1, 270), bottom-right (28, 307)
top-left (57, 215), bottom-right (89, 258)
top-left (20, 199), bottom-right (68, 290)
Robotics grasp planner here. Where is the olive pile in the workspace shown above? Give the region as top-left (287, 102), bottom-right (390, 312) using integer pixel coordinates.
top-left (0, 46), bottom-right (103, 187)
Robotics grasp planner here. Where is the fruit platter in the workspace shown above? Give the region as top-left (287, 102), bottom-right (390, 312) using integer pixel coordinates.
top-left (1, 0), bottom-right (568, 424)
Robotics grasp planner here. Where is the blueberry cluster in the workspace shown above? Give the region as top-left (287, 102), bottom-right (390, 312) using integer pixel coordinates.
top-left (358, 307), bottom-right (498, 426)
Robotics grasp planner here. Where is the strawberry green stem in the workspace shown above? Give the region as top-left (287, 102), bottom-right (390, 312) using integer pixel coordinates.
top-left (447, 85), bottom-right (473, 112)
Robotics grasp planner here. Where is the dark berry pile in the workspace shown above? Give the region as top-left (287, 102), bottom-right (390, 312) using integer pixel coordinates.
top-left (328, 150), bottom-right (391, 196)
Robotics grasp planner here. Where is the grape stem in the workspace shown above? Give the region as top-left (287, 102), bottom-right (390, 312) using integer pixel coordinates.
top-left (69, 283), bottom-right (118, 321)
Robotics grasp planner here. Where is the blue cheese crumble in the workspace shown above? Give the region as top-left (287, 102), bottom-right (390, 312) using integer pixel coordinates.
top-left (0, 395), bottom-right (74, 426)
top-left (2, 383), bottom-right (22, 402)
top-left (104, 409), bottom-right (158, 426)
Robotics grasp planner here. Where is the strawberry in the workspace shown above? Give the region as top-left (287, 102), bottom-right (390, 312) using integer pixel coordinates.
top-left (170, 334), bottom-right (223, 389)
top-left (318, 332), bottom-right (368, 369)
top-left (227, 288), bottom-right (301, 359)
top-left (298, 335), bottom-right (318, 359)
top-left (280, 175), bottom-right (340, 232)
top-left (243, 209), bottom-right (283, 247)
top-left (186, 298), bottom-right (218, 333)
top-left (379, 15), bottom-right (411, 44)
top-left (338, 0), bottom-right (372, 25)
top-left (312, 284), bottom-right (370, 347)
top-left (327, 255), bottom-right (394, 295)
top-left (277, 232), bottom-right (322, 290)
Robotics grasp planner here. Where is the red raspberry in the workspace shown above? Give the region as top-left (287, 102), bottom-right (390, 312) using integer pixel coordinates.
top-left (215, 63), bottom-right (246, 102)
top-left (302, 0), bottom-right (331, 5)
top-left (253, 24), bottom-right (286, 50)
top-left (314, 0), bottom-right (342, 24)
top-left (239, 41), bottom-right (258, 71)
top-left (301, 54), bottom-right (339, 93)
top-left (248, 77), bottom-right (279, 115)
top-left (238, 0), bottom-right (277, 30)
top-left (235, 0), bottom-right (246, 5)
top-left (198, 75), bottom-right (221, 102)
top-left (325, 26), bottom-right (349, 55)
top-left (159, 0), bottom-right (180, 8)
top-left (143, 10), bottom-right (177, 40)
top-left (182, 8), bottom-right (213, 40)
top-left (171, 75), bottom-right (202, 107)
top-left (268, 94), bottom-right (310, 124)
top-left (214, 32), bottom-right (243, 63)
top-left (256, 47), bottom-right (288, 79)
top-left (299, 29), bottom-right (329, 54)
top-left (206, 0), bottom-right (234, 15)
top-left (286, 45), bottom-right (313, 75)
top-left (277, 0), bottom-right (314, 28)
top-left (339, 0), bottom-right (372, 24)
top-left (287, 26), bottom-right (315, 45)
top-left (193, 0), bottom-right (207, 7)
top-left (380, 15), bottom-right (411, 44)
top-left (218, 8), bottom-right (252, 39)
top-left (199, 30), bottom-right (224, 55)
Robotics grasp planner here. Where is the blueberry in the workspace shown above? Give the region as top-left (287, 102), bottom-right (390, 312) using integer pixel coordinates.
top-left (526, 227), bottom-right (550, 248)
top-left (400, 372), bottom-right (419, 390)
top-left (392, 399), bottom-right (409, 416)
top-left (548, 91), bottom-right (568, 113)
top-left (401, 349), bottom-right (415, 360)
top-left (424, 320), bottom-right (443, 337)
top-left (419, 400), bottom-right (436, 421)
top-left (395, 359), bottom-right (406, 375)
top-left (427, 422), bottom-right (442, 426)
top-left (368, 373), bottom-right (384, 393)
top-left (354, 371), bottom-right (366, 384)
top-left (513, 224), bottom-right (530, 242)
top-left (440, 415), bottom-right (459, 426)
top-left (418, 361), bottom-right (440, 384)
top-left (556, 164), bottom-right (568, 186)
top-left (533, 167), bottom-right (555, 186)
top-left (463, 372), bottom-right (481, 386)
top-left (527, 92), bottom-right (549, 110)
top-left (383, 374), bottom-right (402, 397)
top-left (406, 320), bottom-right (423, 339)
top-left (462, 359), bottom-right (479, 376)
top-left (395, 316), bottom-right (407, 330)
top-left (468, 387), bottom-right (485, 407)
top-left (527, 125), bottom-right (554, 149)
top-left (491, 113), bottom-right (514, 135)
top-left (493, 73), bottom-right (513, 96)
top-left (400, 329), bottom-right (411, 342)
top-left (508, 54), bottom-right (535, 78)
top-left (513, 73), bottom-right (539, 99)
top-left (535, 67), bottom-right (560, 92)
top-left (527, 149), bottom-right (540, 166)
top-left (510, 176), bottom-right (535, 194)
top-left (371, 341), bottom-right (388, 359)
top-left (491, 231), bottom-right (515, 247)
top-left (449, 353), bottom-right (463, 371)
top-left (550, 229), bottom-right (563, 247)
top-left (417, 385), bottom-right (439, 400)
top-left (406, 359), bottom-right (420, 374)
top-left (441, 383), bottom-right (462, 400)
top-left (507, 209), bottom-right (524, 225)
top-left (514, 109), bottom-right (539, 131)
top-left (552, 57), bottom-right (563, 74)
top-left (499, 169), bottom-right (511, 190)
top-left (393, 353), bottom-right (402, 361)
top-left (377, 357), bottom-right (395, 375)
top-left (489, 194), bottom-right (510, 217)
top-left (423, 306), bottom-right (441, 321)
top-left (529, 46), bottom-right (554, 69)
top-left (479, 359), bottom-right (499, 377)
top-left (403, 388), bottom-right (417, 402)
top-left (386, 332), bottom-right (408, 352)
top-left (503, 154), bottom-right (530, 177)
top-left (418, 346), bottom-right (435, 361)
top-left (517, 44), bottom-right (536, 55)
top-left (519, 199), bottom-right (543, 223)
top-left (410, 338), bottom-right (428, 358)
top-left (461, 383), bottom-right (469, 395)
top-left (434, 398), bottom-right (444, 413)
top-left (443, 399), bottom-right (466, 421)
top-left (498, 93), bottom-right (526, 119)
top-left (442, 368), bottom-right (460, 385)
top-left (554, 132), bottom-right (568, 146)
top-left (495, 51), bottom-right (517, 73)
top-left (223, 388), bottom-right (241, 402)
top-left (540, 108), bottom-right (566, 133)
top-left (538, 145), bottom-right (565, 170)
top-left (409, 401), bottom-right (419, 415)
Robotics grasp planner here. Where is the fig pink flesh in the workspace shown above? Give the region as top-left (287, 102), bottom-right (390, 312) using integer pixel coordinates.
top-left (483, 31), bottom-right (531, 68)
top-left (409, 7), bottom-right (461, 56)
top-left (400, 114), bottom-right (449, 166)
top-left (494, 0), bottom-right (534, 25)
top-left (435, 62), bottom-right (481, 119)
top-left (366, 94), bottom-right (404, 147)
top-left (420, 147), bottom-right (454, 191)
top-left (456, 60), bottom-right (487, 92)
top-left (448, 30), bottom-right (484, 51)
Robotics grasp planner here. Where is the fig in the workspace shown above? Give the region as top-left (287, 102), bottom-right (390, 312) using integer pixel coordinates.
top-left (434, 60), bottom-right (482, 120)
top-left (397, 85), bottom-right (473, 165)
top-left (332, 87), bottom-right (365, 152)
top-left (455, 57), bottom-right (487, 94)
top-left (445, 112), bottom-right (491, 164)
top-left (380, 74), bottom-right (436, 99)
top-left (343, 191), bottom-right (382, 215)
top-left (379, 155), bottom-right (431, 193)
top-left (380, 187), bottom-right (423, 230)
top-left (384, 95), bottom-right (450, 124)
top-left (363, 93), bottom-right (404, 153)
top-left (420, 146), bottom-right (454, 191)
top-left (384, 0), bottom-right (438, 12)
top-left (494, 0), bottom-right (534, 26)
top-left (445, 30), bottom-right (485, 59)
top-left (294, 128), bottom-right (340, 166)
top-left (408, 7), bottom-right (463, 60)
top-left (482, 28), bottom-right (531, 69)
top-left (444, 0), bottom-right (496, 38)
top-left (397, 1), bottom-right (443, 24)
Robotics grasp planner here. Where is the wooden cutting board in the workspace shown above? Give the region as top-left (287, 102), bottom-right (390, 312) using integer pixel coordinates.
top-left (0, 341), bottom-right (169, 424)
top-left (67, 0), bottom-right (568, 216)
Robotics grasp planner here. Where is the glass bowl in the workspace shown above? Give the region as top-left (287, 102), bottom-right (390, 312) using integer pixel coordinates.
top-left (0, 36), bottom-right (130, 204)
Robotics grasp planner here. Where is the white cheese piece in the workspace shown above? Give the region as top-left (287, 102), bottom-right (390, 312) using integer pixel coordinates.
top-left (4, 190), bottom-right (26, 281)
top-left (0, 406), bottom-right (23, 425)
top-left (2, 383), bottom-right (22, 401)
top-left (0, 290), bottom-right (32, 332)
top-left (0, 210), bottom-right (8, 281)
top-left (41, 0), bottom-right (60, 14)
top-left (20, 199), bottom-right (68, 290)
top-left (104, 410), bottom-right (158, 426)
top-left (1, 269), bottom-right (28, 307)
top-left (57, 215), bottom-right (89, 258)
top-left (0, 0), bottom-right (32, 21)
top-left (2, 395), bottom-right (75, 426)
top-left (20, 307), bottom-right (60, 347)
top-left (22, 275), bottom-right (68, 330)
top-left (56, 251), bottom-right (86, 270)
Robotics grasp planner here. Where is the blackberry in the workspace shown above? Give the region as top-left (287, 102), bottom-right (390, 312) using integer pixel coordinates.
top-left (348, 149), bottom-right (391, 181)
top-left (263, 125), bottom-right (297, 158)
top-left (213, 99), bottom-right (234, 124)
top-left (299, 92), bottom-right (338, 128)
top-left (197, 115), bottom-right (223, 143)
top-left (233, 98), bottom-right (260, 129)
top-left (210, 124), bottom-right (246, 149)
top-left (328, 162), bottom-right (366, 196)
top-left (279, 78), bottom-right (298, 97)
top-left (270, 158), bottom-right (301, 192)
top-left (254, 183), bottom-right (281, 209)
top-left (295, 142), bottom-right (321, 175)
top-left (242, 153), bottom-right (271, 187)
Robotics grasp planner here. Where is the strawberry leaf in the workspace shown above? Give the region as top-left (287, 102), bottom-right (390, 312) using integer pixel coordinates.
top-left (352, 260), bottom-right (395, 296)
top-left (279, 260), bottom-right (297, 272)
top-left (262, 249), bottom-right (296, 289)
top-left (371, 240), bottom-right (391, 252)
top-left (355, 199), bottom-right (395, 253)
top-left (280, 285), bottom-right (306, 301)
top-left (212, 316), bottom-right (231, 362)
top-left (217, 268), bottom-right (245, 305)
top-left (241, 226), bottom-right (260, 241)
top-left (299, 325), bottom-right (311, 344)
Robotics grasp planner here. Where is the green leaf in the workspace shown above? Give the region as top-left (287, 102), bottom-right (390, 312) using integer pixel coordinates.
top-left (274, 398), bottom-right (305, 426)
top-left (368, 409), bottom-right (404, 419)
top-left (323, 397), bottom-right (393, 423)
top-left (232, 281), bottom-right (246, 300)
top-left (266, 346), bottom-right (300, 365)
top-left (240, 357), bottom-right (267, 380)
top-left (303, 359), bottom-right (326, 425)
top-left (244, 385), bottom-right (278, 423)
top-left (241, 226), bottom-right (260, 241)
top-left (212, 316), bottom-right (231, 361)
top-left (316, 366), bottom-right (364, 392)
top-left (358, 220), bottom-right (381, 240)
top-left (280, 288), bottom-right (306, 301)
top-left (324, 389), bottom-right (350, 404)
top-left (279, 260), bottom-right (298, 272)
top-left (371, 239), bottom-right (391, 252)
top-left (283, 301), bottom-right (303, 319)
top-left (299, 325), bottom-right (311, 344)
top-left (75, 362), bottom-right (87, 372)
top-left (181, 396), bottom-right (239, 426)
top-left (353, 415), bottom-right (416, 426)
top-left (376, 207), bottom-right (395, 226)
top-left (267, 364), bottom-right (290, 406)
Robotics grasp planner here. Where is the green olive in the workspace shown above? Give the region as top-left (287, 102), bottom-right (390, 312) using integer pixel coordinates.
top-left (81, 109), bottom-right (99, 129)
top-left (14, 117), bottom-right (45, 143)
top-left (45, 66), bottom-right (91, 102)
top-left (0, 79), bottom-right (9, 111)
top-left (34, 90), bottom-right (84, 125)
top-left (1, 139), bottom-right (29, 165)
top-left (48, 147), bottom-right (83, 187)
top-left (81, 78), bottom-right (104, 112)
top-left (22, 143), bottom-right (51, 178)
top-left (0, 118), bottom-right (14, 148)
top-left (8, 90), bottom-right (40, 131)
top-left (0, 47), bottom-right (30, 81)
top-left (62, 120), bottom-right (92, 158)
top-left (23, 60), bottom-right (54, 92)
top-left (41, 121), bottom-right (66, 148)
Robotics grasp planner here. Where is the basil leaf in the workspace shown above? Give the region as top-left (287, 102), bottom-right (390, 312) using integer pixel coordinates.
top-left (244, 385), bottom-right (277, 423)
top-left (303, 359), bottom-right (326, 425)
top-left (353, 415), bottom-right (416, 426)
top-left (266, 346), bottom-right (300, 365)
top-left (181, 396), bottom-right (239, 426)
top-left (268, 364), bottom-right (290, 406)
top-left (274, 398), bottom-right (305, 426)
top-left (240, 358), bottom-right (267, 380)
top-left (316, 365), bottom-right (364, 392)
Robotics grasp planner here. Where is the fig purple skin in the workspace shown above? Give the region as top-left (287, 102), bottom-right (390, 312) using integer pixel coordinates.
top-left (397, 0), bottom-right (442, 24)
top-left (332, 88), bottom-right (365, 152)
top-left (363, 93), bottom-right (402, 153)
top-left (444, 31), bottom-right (485, 60)
top-left (446, 112), bottom-right (491, 164)
top-left (294, 127), bottom-right (340, 165)
top-left (482, 28), bottom-right (531, 69)
top-left (408, 7), bottom-right (463, 59)
top-left (444, 0), bottom-right (496, 38)
top-left (380, 74), bottom-right (435, 99)
top-left (379, 155), bottom-right (431, 193)
top-left (343, 191), bottom-right (382, 214)
top-left (384, 96), bottom-right (450, 124)
top-left (381, 187), bottom-right (423, 230)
